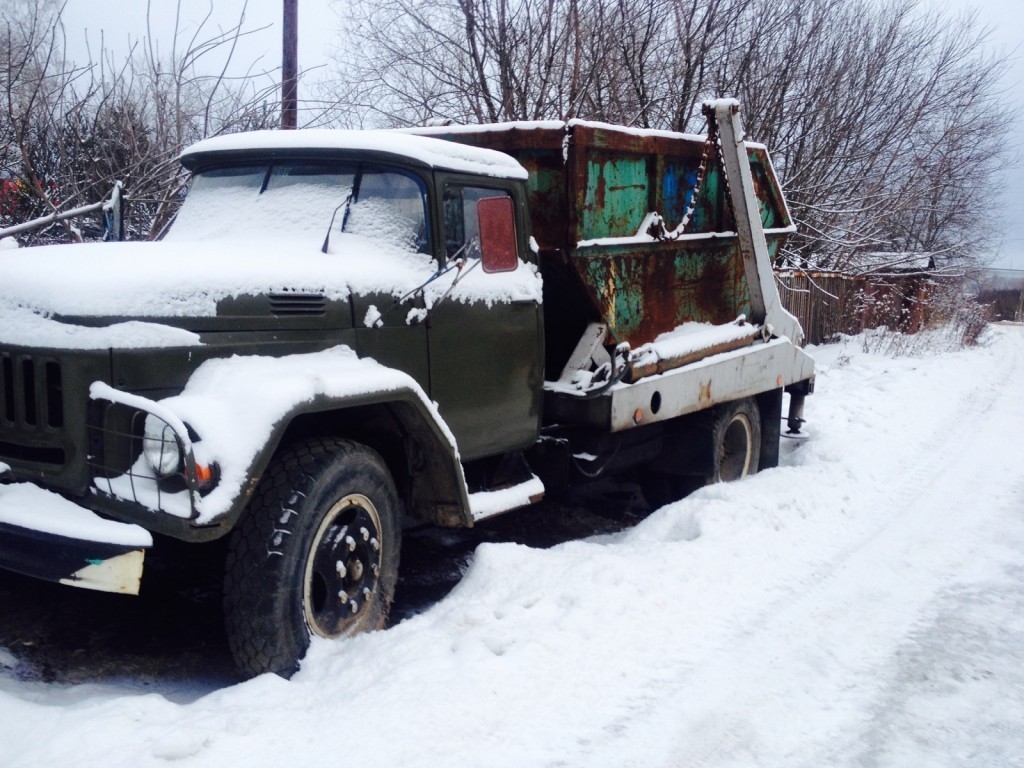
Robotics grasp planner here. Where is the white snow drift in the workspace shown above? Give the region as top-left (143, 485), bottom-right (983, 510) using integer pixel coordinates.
top-left (1, 325), bottom-right (1023, 768)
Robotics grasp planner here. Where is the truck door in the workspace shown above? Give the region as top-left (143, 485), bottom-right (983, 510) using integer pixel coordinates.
top-left (427, 182), bottom-right (543, 461)
top-left (345, 167), bottom-right (432, 392)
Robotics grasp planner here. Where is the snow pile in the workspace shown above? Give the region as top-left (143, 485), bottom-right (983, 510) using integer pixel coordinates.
top-left (468, 475), bottom-right (545, 521)
top-left (2, 327), bottom-right (1024, 767)
top-left (0, 240), bottom-right (357, 318)
top-left (407, 118), bottom-right (706, 145)
top-left (363, 304), bottom-right (383, 328)
top-left (577, 227), bottom-right (736, 249)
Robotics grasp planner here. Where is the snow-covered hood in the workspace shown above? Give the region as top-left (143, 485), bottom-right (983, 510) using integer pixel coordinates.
top-left (0, 235), bottom-right (542, 347)
top-left (0, 238), bottom-right (408, 318)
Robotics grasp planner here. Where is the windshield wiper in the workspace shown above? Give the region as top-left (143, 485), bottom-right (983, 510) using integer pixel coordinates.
top-left (394, 239), bottom-right (474, 304)
top-left (320, 191), bottom-right (353, 254)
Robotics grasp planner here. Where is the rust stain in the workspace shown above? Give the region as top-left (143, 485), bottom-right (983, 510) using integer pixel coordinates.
top-left (593, 169), bottom-right (606, 210)
top-left (603, 261), bottom-right (618, 337)
top-left (698, 381), bottom-right (712, 407)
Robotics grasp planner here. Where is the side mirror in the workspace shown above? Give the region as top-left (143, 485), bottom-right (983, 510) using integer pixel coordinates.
top-left (476, 196), bottom-right (518, 273)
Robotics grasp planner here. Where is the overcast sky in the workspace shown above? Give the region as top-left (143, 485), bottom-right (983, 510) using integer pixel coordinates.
top-left (60, 0), bottom-right (1023, 269)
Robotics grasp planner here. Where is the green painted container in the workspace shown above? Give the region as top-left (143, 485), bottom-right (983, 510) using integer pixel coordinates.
top-left (424, 121), bottom-right (793, 371)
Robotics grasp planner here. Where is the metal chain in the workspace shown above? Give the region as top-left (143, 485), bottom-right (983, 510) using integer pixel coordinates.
top-left (677, 116), bottom-right (715, 235)
top-left (650, 113), bottom-right (715, 239)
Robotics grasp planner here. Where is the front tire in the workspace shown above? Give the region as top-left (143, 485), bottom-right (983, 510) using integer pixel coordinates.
top-left (223, 438), bottom-right (401, 678)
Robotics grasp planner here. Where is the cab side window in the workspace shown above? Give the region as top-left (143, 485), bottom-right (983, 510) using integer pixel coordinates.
top-left (443, 186), bottom-right (512, 260)
top-left (353, 171), bottom-right (430, 254)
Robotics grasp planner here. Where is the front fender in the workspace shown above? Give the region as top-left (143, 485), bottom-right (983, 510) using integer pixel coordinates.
top-left (88, 347), bottom-right (472, 540)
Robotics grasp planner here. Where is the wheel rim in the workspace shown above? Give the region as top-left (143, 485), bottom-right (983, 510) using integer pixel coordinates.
top-left (719, 413), bottom-right (754, 481)
top-left (303, 493), bottom-right (384, 638)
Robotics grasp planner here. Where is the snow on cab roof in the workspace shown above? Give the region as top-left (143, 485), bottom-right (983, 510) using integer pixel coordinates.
top-left (180, 129), bottom-right (528, 180)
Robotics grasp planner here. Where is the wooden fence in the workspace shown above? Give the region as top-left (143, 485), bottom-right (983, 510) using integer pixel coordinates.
top-left (775, 271), bottom-right (939, 346)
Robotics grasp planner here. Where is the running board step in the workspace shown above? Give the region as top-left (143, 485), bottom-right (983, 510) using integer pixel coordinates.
top-left (468, 475), bottom-right (545, 522)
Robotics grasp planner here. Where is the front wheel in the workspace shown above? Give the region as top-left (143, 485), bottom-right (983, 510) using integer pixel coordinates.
top-left (223, 438), bottom-right (401, 678)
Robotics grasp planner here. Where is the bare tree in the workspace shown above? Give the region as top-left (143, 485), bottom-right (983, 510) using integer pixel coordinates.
top-left (322, 0), bottom-right (596, 126)
top-left (323, 0), bottom-right (1014, 273)
top-left (0, 0), bottom-right (279, 244)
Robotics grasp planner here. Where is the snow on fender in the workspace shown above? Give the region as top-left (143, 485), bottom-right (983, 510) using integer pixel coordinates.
top-left (91, 346), bottom-right (468, 526)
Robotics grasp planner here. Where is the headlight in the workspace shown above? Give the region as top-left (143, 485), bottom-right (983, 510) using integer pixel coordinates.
top-left (142, 414), bottom-right (182, 476)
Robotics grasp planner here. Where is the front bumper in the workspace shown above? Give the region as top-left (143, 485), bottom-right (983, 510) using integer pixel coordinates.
top-left (0, 482), bottom-right (152, 595)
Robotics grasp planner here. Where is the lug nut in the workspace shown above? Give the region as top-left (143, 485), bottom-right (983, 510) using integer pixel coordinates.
top-left (360, 527), bottom-right (370, 541)
top-left (349, 600), bottom-right (359, 614)
top-left (336, 560), bottom-right (346, 577)
top-left (345, 535), bottom-right (356, 552)
top-left (370, 537), bottom-right (379, 552)
top-left (362, 587), bottom-right (371, 598)
top-left (337, 590), bottom-right (348, 602)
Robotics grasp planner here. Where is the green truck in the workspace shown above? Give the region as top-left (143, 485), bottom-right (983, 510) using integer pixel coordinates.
top-left (0, 100), bottom-right (813, 677)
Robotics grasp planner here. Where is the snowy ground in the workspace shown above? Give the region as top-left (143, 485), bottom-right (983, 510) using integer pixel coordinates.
top-left (2, 325), bottom-right (1023, 768)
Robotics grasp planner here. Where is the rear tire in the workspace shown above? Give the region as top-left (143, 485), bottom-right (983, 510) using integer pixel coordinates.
top-left (711, 398), bottom-right (761, 482)
top-left (223, 438), bottom-right (401, 678)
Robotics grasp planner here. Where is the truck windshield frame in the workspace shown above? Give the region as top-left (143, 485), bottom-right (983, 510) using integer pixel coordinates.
top-left (170, 161), bottom-right (431, 254)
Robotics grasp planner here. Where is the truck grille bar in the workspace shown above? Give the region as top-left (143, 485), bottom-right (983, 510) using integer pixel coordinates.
top-left (0, 352), bottom-right (64, 430)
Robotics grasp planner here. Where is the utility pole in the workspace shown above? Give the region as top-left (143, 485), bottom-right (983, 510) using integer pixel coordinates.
top-left (282, 0), bottom-right (298, 129)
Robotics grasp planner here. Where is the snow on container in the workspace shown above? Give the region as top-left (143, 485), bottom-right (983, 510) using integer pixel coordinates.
top-left (414, 120), bottom-right (795, 374)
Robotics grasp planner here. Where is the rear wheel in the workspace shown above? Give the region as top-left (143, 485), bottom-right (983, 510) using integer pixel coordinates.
top-left (223, 438), bottom-right (401, 678)
top-left (711, 398), bottom-right (761, 482)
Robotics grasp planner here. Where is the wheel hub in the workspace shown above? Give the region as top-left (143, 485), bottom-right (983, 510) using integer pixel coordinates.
top-left (303, 494), bottom-right (383, 638)
top-left (719, 413), bottom-right (754, 481)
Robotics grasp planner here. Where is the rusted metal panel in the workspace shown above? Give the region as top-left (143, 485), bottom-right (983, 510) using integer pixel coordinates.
top-left (581, 155), bottom-right (650, 239)
top-left (511, 147), bottom-right (571, 251)
top-left (560, 123), bottom-right (784, 347)
top-left (422, 120), bottom-right (792, 350)
top-left (573, 238), bottom-right (752, 346)
top-left (412, 124), bottom-right (571, 250)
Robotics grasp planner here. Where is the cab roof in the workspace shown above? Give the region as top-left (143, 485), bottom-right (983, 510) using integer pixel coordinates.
top-left (179, 129), bottom-right (528, 180)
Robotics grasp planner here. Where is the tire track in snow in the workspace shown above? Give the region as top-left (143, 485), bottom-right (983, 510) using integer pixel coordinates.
top-left (774, 330), bottom-right (1020, 615)
top-left (670, 329), bottom-right (1024, 767)
top-left (582, 329), bottom-right (1024, 767)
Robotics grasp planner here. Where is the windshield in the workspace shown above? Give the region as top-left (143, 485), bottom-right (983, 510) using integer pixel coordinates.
top-left (166, 161), bottom-right (429, 253)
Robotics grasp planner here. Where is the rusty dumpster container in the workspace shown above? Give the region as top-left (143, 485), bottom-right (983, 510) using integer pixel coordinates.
top-left (415, 119), bottom-right (795, 375)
